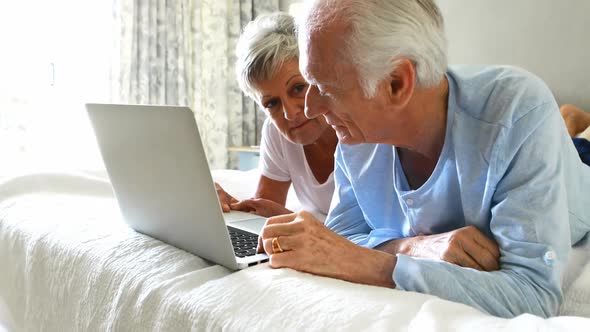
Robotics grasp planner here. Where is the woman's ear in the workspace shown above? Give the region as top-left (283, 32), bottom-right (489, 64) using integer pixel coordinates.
top-left (387, 58), bottom-right (415, 109)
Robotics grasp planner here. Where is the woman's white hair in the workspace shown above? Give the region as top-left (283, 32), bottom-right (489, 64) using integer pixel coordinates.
top-left (235, 12), bottom-right (299, 101)
top-left (301, 0), bottom-right (448, 98)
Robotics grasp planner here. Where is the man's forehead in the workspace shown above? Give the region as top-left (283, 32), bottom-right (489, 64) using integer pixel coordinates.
top-left (299, 36), bottom-right (340, 83)
top-left (298, 9), bottom-right (355, 87)
top-left (300, 55), bottom-right (338, 87)
top-left (300, 46), bottom-right (356, 92)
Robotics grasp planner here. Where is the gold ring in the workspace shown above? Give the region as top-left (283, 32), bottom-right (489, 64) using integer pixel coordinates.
top-left (272, 237), bottom-right (284, 253)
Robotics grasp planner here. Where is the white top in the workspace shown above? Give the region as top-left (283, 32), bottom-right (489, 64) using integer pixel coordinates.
top-left (258, 119), bottom-right (335, 221)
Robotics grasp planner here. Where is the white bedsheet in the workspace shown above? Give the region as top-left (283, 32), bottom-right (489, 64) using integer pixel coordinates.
top-left (0, 171), bottom-right (589, 331)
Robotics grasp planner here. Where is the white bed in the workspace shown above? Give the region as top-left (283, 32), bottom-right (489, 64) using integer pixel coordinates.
top-left (0, 170), bottom-right (589, 331)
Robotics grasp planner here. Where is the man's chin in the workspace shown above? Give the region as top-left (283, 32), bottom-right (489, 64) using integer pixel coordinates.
top-left (336, 131), bottom-right (362, 145)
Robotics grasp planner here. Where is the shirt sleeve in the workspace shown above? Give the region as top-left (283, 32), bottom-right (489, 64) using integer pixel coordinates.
top-left (258, 119), bottom-right (290, 182)
top-left (324, 144), bottom-right (372, 239)
top-left (393, 103), bottom-right (571, 318)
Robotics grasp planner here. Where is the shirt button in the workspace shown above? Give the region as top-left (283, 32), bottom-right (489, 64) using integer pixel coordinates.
top-left (544, 250), bottom-right (556, 264)
top-left (406, 198), bottom-right (414, 206)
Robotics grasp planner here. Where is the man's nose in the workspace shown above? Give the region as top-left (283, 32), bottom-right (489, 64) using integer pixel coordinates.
top-left (304, 85), bottom-right (326, 119)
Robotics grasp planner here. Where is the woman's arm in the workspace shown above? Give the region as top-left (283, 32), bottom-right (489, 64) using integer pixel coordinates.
top-left (229, 119), bottom-right (293, 217)
top-left (254, 175), bottom-right (291, 206)
top-left (229, 175), bottom-right (293, 217)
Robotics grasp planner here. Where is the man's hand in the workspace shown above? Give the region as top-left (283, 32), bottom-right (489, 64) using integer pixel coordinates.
top-left (214, 182), bottom-right (238, 212)
top-left (257, 211), bottom-right (396, 288)
top-left (230, 198), bottom-right (292, 217)
top-left (378, 225), bottom-right (500, 271)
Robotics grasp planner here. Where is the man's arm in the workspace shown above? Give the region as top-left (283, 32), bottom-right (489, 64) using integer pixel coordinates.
top-left (376, 226), bottom-right (500, 271)
top-left (393, 105), bottom-right (571, 318)
top-left (257, 144), bottom-right (499, 287)
top-left (323, 144), bottom-right (373, 242)
top-left (329, 144), bottom-right (500, 272)
top-left (260, 211), bottom-right (397, 288)
top-left (256, 144), bottom-right (397, 286)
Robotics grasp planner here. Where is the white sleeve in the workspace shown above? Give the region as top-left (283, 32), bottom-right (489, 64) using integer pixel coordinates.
top-left (258, 119), bottom-right (291, 182)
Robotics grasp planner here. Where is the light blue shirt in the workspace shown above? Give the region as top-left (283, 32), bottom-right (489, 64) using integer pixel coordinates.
top-left (325, 65), bottom-right (590, 318)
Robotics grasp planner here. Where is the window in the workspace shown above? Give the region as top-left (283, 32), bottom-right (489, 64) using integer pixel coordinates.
top-left (0, 0), bottom-right (113, 175)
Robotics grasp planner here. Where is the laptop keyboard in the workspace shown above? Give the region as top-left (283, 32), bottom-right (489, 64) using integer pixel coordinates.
top-left (227, 226), bottom-right (259, 257)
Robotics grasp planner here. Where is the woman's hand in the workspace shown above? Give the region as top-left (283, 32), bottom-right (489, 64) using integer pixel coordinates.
top-left (230, 198), bottom-right (292, 217)
top-left (214, 182), bottom-right (238, 212)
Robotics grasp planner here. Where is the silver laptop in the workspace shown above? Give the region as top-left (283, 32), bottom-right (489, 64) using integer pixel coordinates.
top-left (86, 103), bottom-right (268, 270)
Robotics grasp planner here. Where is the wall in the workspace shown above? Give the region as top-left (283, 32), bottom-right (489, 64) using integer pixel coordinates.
top-left (438, 0), bottom-right (590, 110)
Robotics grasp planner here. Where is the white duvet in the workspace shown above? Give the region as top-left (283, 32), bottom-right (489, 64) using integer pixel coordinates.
top-left (0, 171), bottom-right (589, 331)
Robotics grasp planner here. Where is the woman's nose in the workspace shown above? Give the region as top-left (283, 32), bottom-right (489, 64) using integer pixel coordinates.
top-left (282, 99), bottom-right (304, 121)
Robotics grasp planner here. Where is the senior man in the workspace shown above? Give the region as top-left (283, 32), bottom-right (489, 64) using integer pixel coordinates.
top-left (257, 0), bottom-right (590, 318)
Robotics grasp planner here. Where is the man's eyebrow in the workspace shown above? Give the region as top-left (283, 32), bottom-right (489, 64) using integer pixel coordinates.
top-left (318, 80), bottom-right (340, 91)
top-left (301, 63), bottom-right (342, 91)
top-left (302, 73), bottom-right (337, 90)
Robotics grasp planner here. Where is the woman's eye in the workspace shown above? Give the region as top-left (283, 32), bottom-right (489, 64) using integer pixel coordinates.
top-left (292, 83), bottom-right (308, 94)
top-left (264, 99), bottom-right (279, 110)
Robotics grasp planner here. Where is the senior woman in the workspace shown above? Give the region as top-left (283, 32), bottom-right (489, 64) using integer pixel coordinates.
top-left (216, 12), bottom-right (338, 221)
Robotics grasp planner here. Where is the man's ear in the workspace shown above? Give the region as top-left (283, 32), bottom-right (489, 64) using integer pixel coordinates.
top-left (387, 58), bottom-right (415, 109)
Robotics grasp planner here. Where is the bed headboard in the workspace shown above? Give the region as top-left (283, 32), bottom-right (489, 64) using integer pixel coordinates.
top-left (438, 0), bottom-right (590, 110)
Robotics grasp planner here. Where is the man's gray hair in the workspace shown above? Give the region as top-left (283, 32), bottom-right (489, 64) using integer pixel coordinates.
top-left (301, 0), bottom-right (448, 98)
top-left (235, 12), bottom-right (299, 101)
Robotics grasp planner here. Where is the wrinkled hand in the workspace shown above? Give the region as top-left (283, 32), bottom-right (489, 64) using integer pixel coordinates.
top-left (384, 225), bottom-right (500, 271)
top-left (214, 182), bottom-right (238, 212)
top-left (257, 211), bottom-right (396, 287)
top-left (230, 198), bottom-right (292, 217)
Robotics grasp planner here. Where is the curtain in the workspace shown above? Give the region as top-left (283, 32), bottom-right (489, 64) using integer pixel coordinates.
top-left (113, 0), bottom-right (279, 169)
